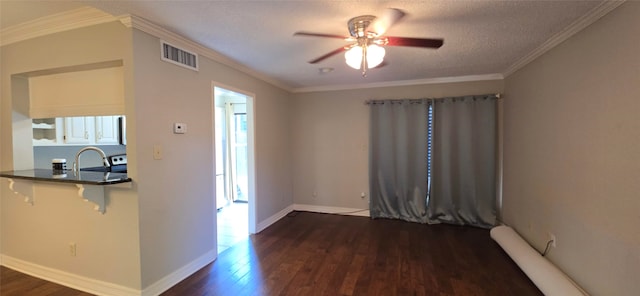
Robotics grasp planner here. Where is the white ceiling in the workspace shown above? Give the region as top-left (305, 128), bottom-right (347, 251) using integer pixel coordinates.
top-left (1, 1), bottom-right (610, 91)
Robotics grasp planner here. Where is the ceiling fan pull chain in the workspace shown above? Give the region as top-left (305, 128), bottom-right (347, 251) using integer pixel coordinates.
top-left (361, 45), bottom-right (368, 77)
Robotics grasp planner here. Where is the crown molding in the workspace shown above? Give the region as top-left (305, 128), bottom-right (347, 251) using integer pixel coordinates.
top-left (291, 73), bottom-right (504, 93)
top-left (118, 15), bottom-right (293, 92)
top-left (119, 15), bottom-right (502, 94)
top-left (3, 2), bottom-right (618, 94)
top-left (503, 0), bottom-right (625, 77)
top-left (0, 7), bottom-right (116, 47)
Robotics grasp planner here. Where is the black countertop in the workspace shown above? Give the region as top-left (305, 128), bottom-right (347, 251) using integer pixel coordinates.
top-left (0, 169), bottom-right (132, 185)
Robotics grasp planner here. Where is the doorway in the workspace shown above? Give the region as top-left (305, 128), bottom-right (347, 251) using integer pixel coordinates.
top-left (213, 84), bottom-right (256, 254)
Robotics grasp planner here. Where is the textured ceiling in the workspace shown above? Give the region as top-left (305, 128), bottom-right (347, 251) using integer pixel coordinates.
top-left (1, 1), bottom-right (605, 91)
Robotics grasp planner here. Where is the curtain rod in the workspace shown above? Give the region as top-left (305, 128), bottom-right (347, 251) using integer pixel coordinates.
top-left (364, 93), bottom-right (502, 105)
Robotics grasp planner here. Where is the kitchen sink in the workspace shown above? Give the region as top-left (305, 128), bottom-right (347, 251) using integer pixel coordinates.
top-left (79, 166), bottom-right (127, 173)
top-left (79, 166), bottom-right (111, 172)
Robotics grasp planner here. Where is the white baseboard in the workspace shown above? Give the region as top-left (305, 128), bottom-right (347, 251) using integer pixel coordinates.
top-left (293, 204), bottom-right (370, 217)
top-left (1, 249), bottom-right (216, 296)
top-left (254, 204), bottom-right (370, 234)
top-left (141, 249), bottom-right (216, 296)
top-left (1, 254), bottom-right (141, 296)
top-left (256, 204), bottom-right (295, 233)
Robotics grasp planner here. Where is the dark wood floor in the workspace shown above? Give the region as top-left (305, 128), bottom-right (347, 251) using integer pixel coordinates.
top-left (1, 212), bottom-right (541, 296)
top-left (0, 266), bottom-right (92, 296)
top-left (164, 212), bottom-right (541, 296)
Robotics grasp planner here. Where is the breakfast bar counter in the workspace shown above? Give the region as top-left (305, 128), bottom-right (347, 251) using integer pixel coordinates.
top-left (1, 169), bottom-right (132, 214)
top-left (0, 169), bottom-right (131, 185)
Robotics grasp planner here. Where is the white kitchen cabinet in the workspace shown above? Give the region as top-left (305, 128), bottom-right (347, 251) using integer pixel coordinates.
top-left (94, 116), bottom-right (119, 145)
top-left (33, 116), bottom-right (123, 146)
top-left (64, 117), bottom-right (93, 144)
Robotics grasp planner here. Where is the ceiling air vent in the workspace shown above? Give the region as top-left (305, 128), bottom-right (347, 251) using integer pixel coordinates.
top-left (161, 40), bottom-right (198, 71)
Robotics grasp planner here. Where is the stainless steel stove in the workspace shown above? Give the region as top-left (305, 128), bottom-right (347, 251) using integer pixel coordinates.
top-left (108, 154), bottom-right (127, 173)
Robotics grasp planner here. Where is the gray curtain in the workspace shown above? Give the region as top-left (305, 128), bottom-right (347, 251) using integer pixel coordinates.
top-left (369, 99), bottom-right (429, 223)
top-left (427, 95), bottom-right (497, 228)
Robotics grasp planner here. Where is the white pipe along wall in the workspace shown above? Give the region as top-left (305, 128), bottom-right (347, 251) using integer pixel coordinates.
top-left (490, 226), bottom-right (585, 296)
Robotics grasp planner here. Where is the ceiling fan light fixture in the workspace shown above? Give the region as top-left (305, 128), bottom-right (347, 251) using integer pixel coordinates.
top-left (345, 45), bottom-right (363, 69)
top-left (295, 8), bottom-right (442, 76)
top-left (366, 44), bottom-right (385, 68)
top-left (345, 44), bottom-right (386, 70)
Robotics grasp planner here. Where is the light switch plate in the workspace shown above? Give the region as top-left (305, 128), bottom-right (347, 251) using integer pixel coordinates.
top-left (174, 123), bottom-right (187, 134)
top-left (153, 145), bottom-right (163, 160)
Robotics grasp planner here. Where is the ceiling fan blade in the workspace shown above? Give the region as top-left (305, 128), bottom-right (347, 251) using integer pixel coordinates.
top-left (308, 47), bottom-right (347, 64)
top-left (385, 37), bottom-right (444, 48)
top-left (366, 8), bottom-right (406, 36)
top-left (294, 31), bottom-right (350, 40)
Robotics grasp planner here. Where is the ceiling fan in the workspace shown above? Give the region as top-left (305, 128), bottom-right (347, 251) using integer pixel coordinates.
top-left (294, 8), bottom-right (444, 76)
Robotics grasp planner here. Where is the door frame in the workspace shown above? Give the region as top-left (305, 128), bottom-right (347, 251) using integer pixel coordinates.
top-left (212, 82), bottom-right (257, 235)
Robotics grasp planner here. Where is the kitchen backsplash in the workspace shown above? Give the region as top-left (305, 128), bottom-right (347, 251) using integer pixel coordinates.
top-left (34, 145), bottom-right (126, 169)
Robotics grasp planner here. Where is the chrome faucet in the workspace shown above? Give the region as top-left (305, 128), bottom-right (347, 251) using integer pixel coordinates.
top-left (73, 146), bottom-right (110, 173)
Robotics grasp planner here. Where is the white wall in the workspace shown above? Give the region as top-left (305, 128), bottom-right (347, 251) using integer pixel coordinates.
top-left (291, 80), bottom-right (504, 210)
top-left (503, 2), bottom-right (640, 295)
top-left (0, 22), bottom-right (142, 289)
top-left (131, 29), bottom-right (293, 289)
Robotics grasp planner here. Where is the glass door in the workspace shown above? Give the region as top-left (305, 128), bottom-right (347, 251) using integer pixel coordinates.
top-left (233, 113), bottom-right (248, 202)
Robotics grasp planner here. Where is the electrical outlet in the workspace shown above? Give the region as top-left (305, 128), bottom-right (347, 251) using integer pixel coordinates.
top-left (312, 191), bottom-right (317, 198)
top-left (360, 192), bottom-right (366, 199)
top-left (547, 232), bottom-right (557, 248)
top-left (69, 243), bottom-right (77, 257)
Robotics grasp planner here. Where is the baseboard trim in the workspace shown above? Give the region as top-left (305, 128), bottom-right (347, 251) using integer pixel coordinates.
top-left (256, 204), bottom-right (295, 233)
top-left (141, 249), bottom-right (216, 296)
top-left (254, 204), bottom-right (370, 233)
top-left (293, 204), bottom-right (370, 217)
top-left (0, 255), bottom-right (141, 296)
